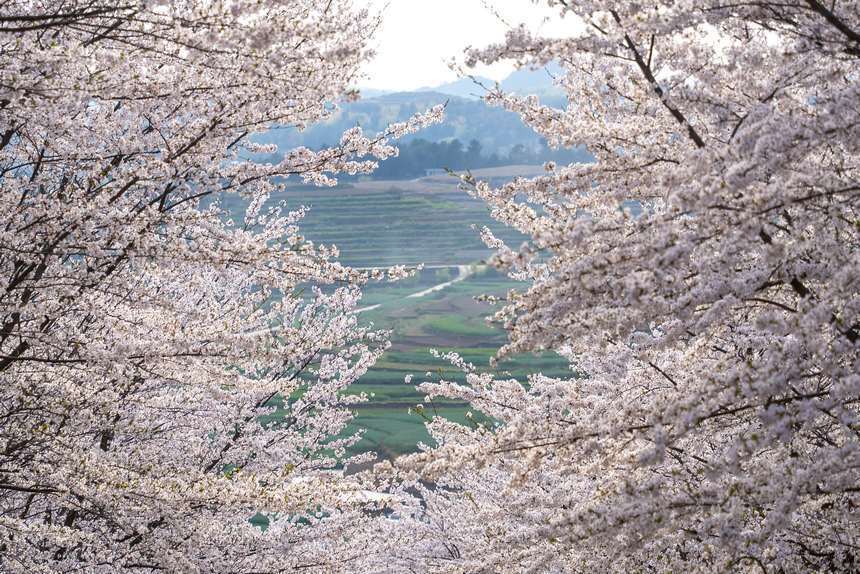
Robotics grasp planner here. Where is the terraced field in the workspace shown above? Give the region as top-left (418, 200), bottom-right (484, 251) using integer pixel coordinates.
top-left (227, 170), bottom-right (573, 458)
top-left (345, 266), bottom-right (571, 458)
top-left (265, 175), bottom-right (531, 269)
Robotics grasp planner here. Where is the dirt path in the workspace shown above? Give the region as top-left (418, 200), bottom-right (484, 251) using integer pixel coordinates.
top-left (406, 265), bottom-right (473, 299)
top-left (353, 303), bottom-right (381, 314)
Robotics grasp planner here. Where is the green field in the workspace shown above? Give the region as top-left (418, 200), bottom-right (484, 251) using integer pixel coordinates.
top-left (224, 173), bottom-right (572, 459)
top-left (263, 175), bottom-right (533, 268)
top-left (343, 265), bottom-right (571, 458)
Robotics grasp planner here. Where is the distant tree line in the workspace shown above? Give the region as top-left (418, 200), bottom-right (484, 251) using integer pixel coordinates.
top-left (372, 138), bottom-right (590, 179)
top-left (349, 138), bottom-right (591, 180)
top-left (255, 91), bottom-right (565, 156)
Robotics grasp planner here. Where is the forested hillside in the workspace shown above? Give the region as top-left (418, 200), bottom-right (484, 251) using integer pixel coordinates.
top-left (255, 90), bottom-right (576, 163)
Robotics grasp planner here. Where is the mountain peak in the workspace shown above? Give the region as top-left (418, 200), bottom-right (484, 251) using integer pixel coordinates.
top-left (360, 61), bottom-right (565, 100)
top-left (415, 76), bottom-right (494, 99)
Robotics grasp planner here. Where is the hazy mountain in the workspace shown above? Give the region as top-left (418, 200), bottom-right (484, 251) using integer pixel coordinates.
top-left (415, 76), bottom-right (493, 100)
top-left (356, 87), bottom-right (393, 99)
top-left (500, 61), bottom-right (565, 96)
top-left (363, 63), bottom-right (564, 100)
top-left (256, 91), bottom-right (543, 157)
top-left (256, 64), bottom-right (572, 162)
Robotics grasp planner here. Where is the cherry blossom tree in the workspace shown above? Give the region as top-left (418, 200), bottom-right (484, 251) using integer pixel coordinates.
top-left (0, 1), bottom-right (441, 571)
top-left (381, 1), bottom-right (860, 572)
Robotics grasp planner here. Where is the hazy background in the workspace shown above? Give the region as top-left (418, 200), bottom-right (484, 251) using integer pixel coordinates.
top-left (362, 0), bottom-right (577, 91)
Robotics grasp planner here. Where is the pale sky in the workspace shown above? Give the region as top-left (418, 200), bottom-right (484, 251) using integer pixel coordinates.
top-left (362, 0), bottom-right (570, 91)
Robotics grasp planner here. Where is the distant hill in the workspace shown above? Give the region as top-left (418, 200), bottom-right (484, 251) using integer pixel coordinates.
top-left (255, 91), bottom-right (551, 159)
top-left (370, 61), bottom-right (565, 100)
top-left (255, 63), bottom-right (577, 164)
top-left (415, 76), bottom-right (493, 100)
top-left (355, 88), bottom-right (392, 99)
top-left (500, 61), bottom-right (565, 96)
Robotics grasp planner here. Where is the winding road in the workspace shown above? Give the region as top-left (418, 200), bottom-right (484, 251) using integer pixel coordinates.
top-left (354, 264), bottom-right (473, 313)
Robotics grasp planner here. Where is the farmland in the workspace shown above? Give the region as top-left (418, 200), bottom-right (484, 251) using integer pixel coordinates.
top-left (245, 169), bottom-right (572, 458)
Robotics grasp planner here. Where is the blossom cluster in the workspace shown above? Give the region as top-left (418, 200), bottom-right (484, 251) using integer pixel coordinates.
top-left (377, 2), bottom-right (860, 572)
top-left (0, 1), bottom-right (439, 571)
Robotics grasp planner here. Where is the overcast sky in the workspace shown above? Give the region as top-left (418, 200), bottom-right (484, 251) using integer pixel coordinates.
top-left (362, 0), bottom-right (570, 91)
